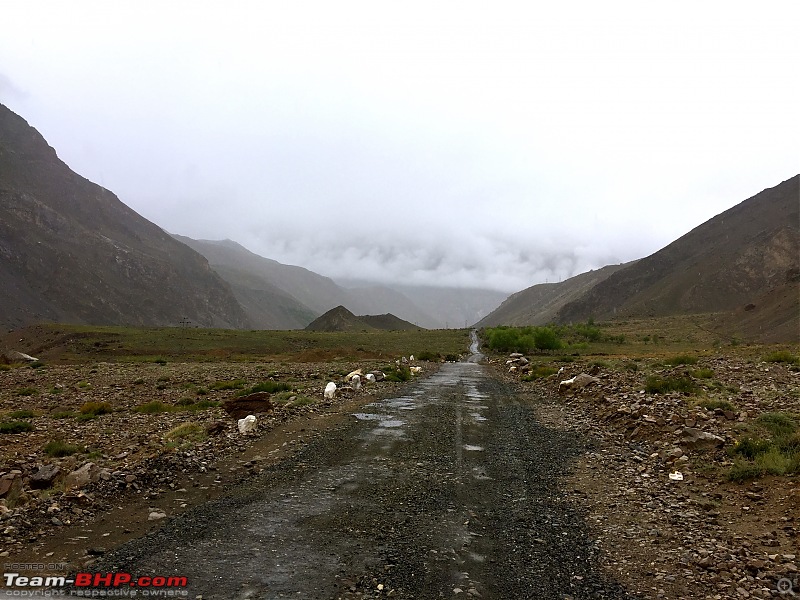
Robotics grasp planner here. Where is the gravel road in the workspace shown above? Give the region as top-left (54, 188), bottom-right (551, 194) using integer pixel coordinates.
top-left (97, 345), bottom-right (635, 599)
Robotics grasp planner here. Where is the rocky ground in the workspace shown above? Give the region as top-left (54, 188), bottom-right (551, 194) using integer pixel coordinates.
top-left (0, 357), bottom-right (435, 567)
top-left (1, 347), bottom-right (798, 599)
top-left (494, 349), bottom-right (800, 600)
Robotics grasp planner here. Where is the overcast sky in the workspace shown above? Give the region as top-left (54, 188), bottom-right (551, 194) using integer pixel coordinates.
top-left (1, 1), bottom-right (798, 293)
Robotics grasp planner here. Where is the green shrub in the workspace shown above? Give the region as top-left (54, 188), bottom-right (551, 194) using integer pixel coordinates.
top-left (210, 379), bottom-right (246, 391)
top-left (756, 412), bottom-right (798, 438)
top-left (288, 395), bottom-right (316, 408)
top-left (692, 368), bottom-right (714, 379)
top-left (0, 421), bottom-right (34, 434)
top-left (238, 381), bottom-right (291, 396)
top-left (521, 365), bottom-right (558, 381)
top-left (697, 399), bottom-right (737, 412)
top-left (385, 365), bottom-right (412, 382)
top-left (645, 376), bottom-right (697, 394)
top-left (152, 357), bottom-right (168, 365)
top-left (183, 399), bottom-right (220, 411)
top-left (77, 381), bottom-right (91, 389)
top-left (79, 401), bottom-right (112, 416)
top-left (8, 409), bottom-right (35, 419)
top-left (16, 387), bottom-right (38, 396)
top-left (764, 350), bottom-right (799, 365)
top-left (665, 354), bottom-right (698, 366)
top-left (416, 350), bottom-right (442, 362)
top-left (444, 353), bottom-right (460, 362)
top-left (727, 460), bottom-right (764, 482)
top-left (51, 411), bottom-right (75, 419)
top-left (29, 361), bottom-right (46, 369)
top-left (731, 436), bottom-right (773, 460)
top-left (44, 439), bottom-right (82, 457)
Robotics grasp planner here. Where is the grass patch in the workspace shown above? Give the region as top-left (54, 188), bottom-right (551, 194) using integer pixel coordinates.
top-left (237, 381), bottom-right (292, 396)
top-left (0, 421), bottom-right (34, 434)
top-left (697, 399), bottom-right (737, 412)
top-left (29, 360), bottom-right (46, 369)
top-left (288, 395), bottom-right (316, 408)
top-left (7, 409), bottom-right (35, 419)
top-left (43, 439), bottom-right (83, 457)
top-left (727, 412), bottom-right (800, 481)
top-left (210, 379), bottom-right (246, 391)
top-left (664, 354), bottom-right (699, 366)
top-left (183, 399), bottom-right (221, 411)
top-left (77, 381), bottom-right (91, 389)
top-left (521, 365), bottom-right (559, 381)
top-left (16, 387), bottom-right (38, 396)
top-left (165, 422), bottom-right (207, 449)
top-left (764, 350), bottom-right (799, 365)
top-left (79, 401), bottom-right (113, 416)
top-left (51, 410), bottom-right (76, 419)
top-left (691, 368), bottom-right (714, 379)
top-left (645, 375), bottom-right (697, 395)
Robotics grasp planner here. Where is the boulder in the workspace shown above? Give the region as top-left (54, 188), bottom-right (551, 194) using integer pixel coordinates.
top-left (0, 472), bottom-right (23, 500)
top-left (324, 382), bottom-right (337, 399)
top-left (222, 392), bottom-right (273, 420)
top-left (680, 427), bottom-right (725, 449)
top-left (65, 462), bottom-right (100, 491)
top-left (30, 464), bottom-right (61, 490)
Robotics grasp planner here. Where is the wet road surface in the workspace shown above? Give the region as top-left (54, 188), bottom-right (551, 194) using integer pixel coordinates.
top-left (99, 340), bottom-right (633, 599)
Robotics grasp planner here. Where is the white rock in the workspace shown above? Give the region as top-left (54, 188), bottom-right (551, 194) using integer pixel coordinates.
top-left (351, 374), bottom-right (362, 390)
top-left (324, 382), bottom-right (337, 399)
top-left (365, 373), bottom-right (376, 384)
top-left (148, 511), bottom-right (167, 521)
top-left (237, 415), bottom-right (257, 434)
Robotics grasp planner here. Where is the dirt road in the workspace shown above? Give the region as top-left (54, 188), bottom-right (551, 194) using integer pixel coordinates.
top-left (97, 346), bottom-right (634, 599)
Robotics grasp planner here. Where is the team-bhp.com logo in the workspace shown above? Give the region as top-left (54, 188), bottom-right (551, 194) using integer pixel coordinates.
top-left (4, 572), bottom-right (188, 596)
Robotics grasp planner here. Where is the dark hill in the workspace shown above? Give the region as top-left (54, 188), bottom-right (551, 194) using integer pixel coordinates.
top-left (557, 176), bottom-right (800, 336)
top-left (0, 104), bottom-right (249, 329)
top-left (305, 306), bottom-right (422, 332)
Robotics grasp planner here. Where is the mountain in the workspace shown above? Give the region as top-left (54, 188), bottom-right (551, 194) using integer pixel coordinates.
top-left (172, 237), bottom-right (321, 329)
top-left (305, 305), bottom-right (422, 332)
top-left (175, 236), bottom-right (440, 328)
top-left (476, 262), bottom-right (633, 327)
top-left (335, 279), bottom-right (508, 329)
top-left (0, 103), bottom-right (250, 330)
top-left (480, 175), bottom-right (799, 342)
top-left (556, 176), bottom-right (799, 327)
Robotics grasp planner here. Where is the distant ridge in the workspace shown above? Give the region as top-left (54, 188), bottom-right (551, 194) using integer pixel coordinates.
top-left (305, 306), bottom-right (422, 332)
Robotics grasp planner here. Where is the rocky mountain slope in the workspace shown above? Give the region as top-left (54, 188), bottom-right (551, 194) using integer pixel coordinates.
top-left (0, 104), bottom-right (250, 330)
top-left (481, 176), bottom-right (799, 342)
top-left (557, 176), bottom-right (799, 327)
top-left (476, 262), bottom-right (633, 327)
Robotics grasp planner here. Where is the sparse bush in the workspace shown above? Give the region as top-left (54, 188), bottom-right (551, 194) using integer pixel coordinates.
top-left (416, 351), bottom-right (442, 362)
top-left (692, 368), bottom-right (714, 379)
top-left (756, 412), bottom-right (798, 438)
top-left (44, 439), bottom-right (82, 457)
top-left (727, 460), bottom-right (764, 482)
top-left (237, 381), bottom-right (291, 396)
top-left (0, 421), bottom-right (34, 434)
top-left (697, 399), bottom-right (737, 412)
top-left (288, 396), bottom-right (316, 408)
top-left (385, 365), bottom-right (412, 382)
top-left (29, 361), bottom-right (46, 369)
top-left (183, 399), bottom-right (220, 411)
top-left (79, 401), bottom-right (112, 416)
top-left (521, 365), bottom-right (558, 381)
top-left (645, 376), bottom-right (697, 395)
top-left (444, 353), bottom-right (460, 362)
top-left (152, 357), bottom-right (168, 365)
top-left (51, 411), bottom-right (75, 419)
top-left (166, 422), bottom-right (206, 443)
top-left (8, 409), bottom-right (35, 419)
top-left (731, 436), bottom-right (773, 460)
top-left (764, 350), bottom-right (799, 365)
top-left (665, 354), bottom-right (698, 366)
top-left (210, 379), bottom-right (246, 391)
top-left (133, 378), bottom-right (145, 385)
top-left (16, 387), bottom-right (38, 396)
